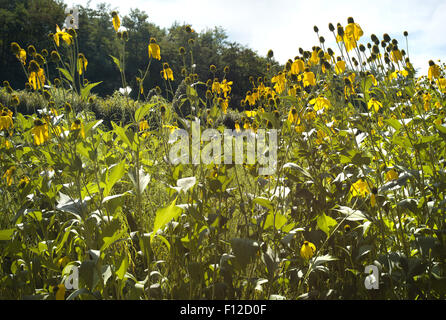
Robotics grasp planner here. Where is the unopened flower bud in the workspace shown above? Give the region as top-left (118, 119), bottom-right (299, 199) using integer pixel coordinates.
top-left (267, 49), bottom-right (274, 59)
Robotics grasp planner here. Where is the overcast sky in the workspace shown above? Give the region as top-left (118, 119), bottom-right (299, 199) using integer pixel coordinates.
top-left (68, 0), bottom-right (446, 75)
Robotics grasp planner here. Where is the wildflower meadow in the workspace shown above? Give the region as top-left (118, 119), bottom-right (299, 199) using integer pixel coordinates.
top-left (0, 3), bottom-right (446, 301)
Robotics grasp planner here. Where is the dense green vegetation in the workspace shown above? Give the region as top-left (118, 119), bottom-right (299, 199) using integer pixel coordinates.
top-left (0, 2), bottom-right (446, 300)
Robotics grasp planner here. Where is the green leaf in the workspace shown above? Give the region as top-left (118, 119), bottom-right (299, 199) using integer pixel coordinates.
top-left (80, 81), bottom-right (102, 101)
top-left (57, 67), bottom-right (74, 83)
top-left (135, 104), bottom-right (155, 122)
top-left (0, 228), bottom-right (15, 241)
top-left (111, 122), bottom-right (132, 147)
top-left (317, 213), bottom-right (337, 237)
top-left (386, 118), bottom-right (402, 131)
top-left (263, 212), bottom-right (287, 230)
top-left (110, 55), bottom-right (122, 72)
top-left (100, 229), bottom-right (126, 252)
top-left (151, 197), bottom-right (183, 241)
top-left (336, 206), bottom-right (368, 221)
top-left (103, 160), bottom-right (126, 198)
top-left (116, 254), bottom-right (129, 281)
top-left (253, 197), bottom-right (274, 211)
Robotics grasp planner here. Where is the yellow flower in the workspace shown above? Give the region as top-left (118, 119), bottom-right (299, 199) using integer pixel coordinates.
top-left (310, 96), bottom-right (331, 111)
top-left (162, 67), bottom-right (174, 81)
top-left (300, 241), bottom-right (316, 260)
top-left (368, 74), bottom-right (377, 86)
top-left (347, 73), bottom-right (356, 84)
top-left (212, 79), bottom-right (221, 94)
top-left (335, 60), bottom-right (346, 74)
top-left (350, 179), bottom-right (370, 197)
top-left (378, 116), bottom-right (384, 127)
top-left (243, 119), bottom-right (250, 130)
top-left (56, 284), bottom-right (66, 300)
top-left (385, 169), bottom-right (399, 182)
top-left (139, 120), bottom-right (149, 131)
top-left (112, 12), bottom-right (120, 32)
top-left (220, 98), bottom-right (229, 114)
top-left (18, 176), bottom-right (30, 188)
top-left (391, 49), bottom-right (403, 63)
top-left (271, 72), bottom-right (286, 94)
top-left (32, 120), bottom-right (49, 145)
top-left (343, 22), bottom-right (363, 52)
top-left (148, 39), bottom-right (161, 60)
top-left (437, 78), bottom-right (446, 93)
top-left (291, 59), bottom-right (305, 74)
top-left (28, 68), bottom-right (45, 90)
top-left (368, 98), bottom-right (382, 112)
top-left (308, 49), bottom-right (320, 66)
top-left (3, 166), bottom-right (15, 186)
top-left (71, 119), bottom-right (85, 139)
top-left (220, 79), bottom-right (233, 97)
top-left (302, 71), bottom-right (316, 87)
top-left (245, 110), bottom-right (257, 117)
top-left (244, 92), bottom-right (256, 106)
top-left (234, 121), bottom-right (240, 132)
top-left (17, 49), bottom-right (26, 65)
top-left (400, 69), bottom-right (409, 77)
top-left (287, 107), bottom-right (298, 123)
top-left (0, 109), bottom-right (13, 130)
top-left (428, 62), bottom-right (440, 80)
top-left (54, 25), bottom-right (72, 47)
top-left (344, 81), bottom-right (355, 99)
top-left (295, 125), bottom-right (304, 133)
top-left (163, 124), bottom-right (178, 134)
top-left (389, 70), bottom-right (399, 81)
top-left (78, 53), bottom-right (88, 75)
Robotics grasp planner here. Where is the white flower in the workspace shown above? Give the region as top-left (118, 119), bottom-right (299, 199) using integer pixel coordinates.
top-left (119, 86), bottom-right (132, 95)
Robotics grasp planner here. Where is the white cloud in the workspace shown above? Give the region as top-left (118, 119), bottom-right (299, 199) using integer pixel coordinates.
top-left (70, 0), bottom-right (446, 75)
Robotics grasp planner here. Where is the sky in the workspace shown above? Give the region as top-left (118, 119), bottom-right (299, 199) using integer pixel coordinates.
top-left (68, 0), bottom-right (446, 75)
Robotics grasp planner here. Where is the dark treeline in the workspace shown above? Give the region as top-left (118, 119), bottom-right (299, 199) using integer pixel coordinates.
top-left (0, 0), bottom-right (278, 109)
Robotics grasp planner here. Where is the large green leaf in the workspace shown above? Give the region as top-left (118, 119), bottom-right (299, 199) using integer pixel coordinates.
top-left (103, 160), bottom-right (126, 198)
top-left (263, 212), bottom-right (287, 230)
top-left (317, 213), bottom-right (337, 237)
top-left (151, 197), bottom-right (183, 241)
top-left (0, 228), bottom-right (15, 241)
